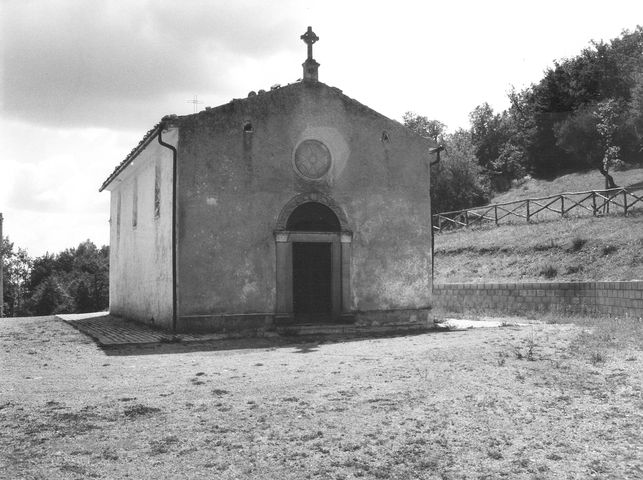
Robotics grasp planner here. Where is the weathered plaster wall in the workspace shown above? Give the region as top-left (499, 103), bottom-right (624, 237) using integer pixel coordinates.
top-left (107, 129), bottom-right (176, 328)
top-left (176, 82), bottom-right (432, 322)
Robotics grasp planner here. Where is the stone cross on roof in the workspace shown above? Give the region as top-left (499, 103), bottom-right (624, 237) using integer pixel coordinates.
top-left (300, 26), bottom-right (320, 82)
top-left (300, 26), bottom-right (319, 61)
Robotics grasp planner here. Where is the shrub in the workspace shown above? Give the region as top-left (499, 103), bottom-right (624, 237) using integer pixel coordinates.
top-left (539, 265), bottom-right (558, 279)
top-left (602, 245), bottom-right (618, 256)
top-left (569, 237), bottom-right (587, 252)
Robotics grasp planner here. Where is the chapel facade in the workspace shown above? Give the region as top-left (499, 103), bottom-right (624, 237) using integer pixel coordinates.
top-left (100, 28), bottom-right (435, 333)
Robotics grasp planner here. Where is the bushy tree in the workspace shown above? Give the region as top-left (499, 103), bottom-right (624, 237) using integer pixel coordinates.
top-left (594, 98), bottom-right (625, 187)
top-left (430, 129), bottom-right (490, 213)
top-left (511, 27), bottom-right (643, 179)
top-left (629, 71), bottom-right (643, 144)
top-left (469, 103), bottom-right (527, 189)
top-left (29, 275), bottom-right (74, 315)
top-left (553, 102), bottom-right (602, 168)
top-left (2, 238), bottom-right (109, 317)
top-left (402, 112), bottom-right (446, 142)
top-left (1, 237), bottom-right (33, 316)
top-left (403, 113), bottom-right (491, 212)
top-left (470, 103), bottom-right (504, 170)
top-left (29, 240), bottom-right (110, 314)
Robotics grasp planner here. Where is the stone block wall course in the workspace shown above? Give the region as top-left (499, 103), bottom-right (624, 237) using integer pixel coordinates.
top-left (433, 281), bottom-right (643, 318)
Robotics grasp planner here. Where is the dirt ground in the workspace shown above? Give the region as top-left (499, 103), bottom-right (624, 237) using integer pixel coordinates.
top-left (1, 315), bottom-right (641, 479)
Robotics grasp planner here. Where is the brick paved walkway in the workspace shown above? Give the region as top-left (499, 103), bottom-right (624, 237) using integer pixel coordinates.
top-left (58, 313), bottom-right (529, 347)
top-left (57, 313), bottom-right (227, 346)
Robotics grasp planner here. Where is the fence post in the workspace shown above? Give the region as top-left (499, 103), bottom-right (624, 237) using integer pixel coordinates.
top-left (494, 205), bottom-right (498, 226)
top-left (592, 191), bottom-right (597, 216)
top-left (623, 189), bottom-right (628, 216)
top-left (464, 210), bottom-right (469, 227)
top-left (561, 195), bottom-right (565, 217)
top-left (526, 200), bottom-right (530, 223)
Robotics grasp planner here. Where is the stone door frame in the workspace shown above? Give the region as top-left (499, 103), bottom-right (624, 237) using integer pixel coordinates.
top-left (274, 193), bottom-right (352, 322)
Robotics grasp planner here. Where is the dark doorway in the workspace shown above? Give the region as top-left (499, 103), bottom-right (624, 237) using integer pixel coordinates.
top-left (292, 242), bottom-right (331, 319)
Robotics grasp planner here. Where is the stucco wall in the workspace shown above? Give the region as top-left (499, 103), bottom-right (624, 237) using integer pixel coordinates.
top-left (175, 82), bottom-right (432, 320)
top-left (433, 281), bottom-right (643, 318)
top-left (107, 129), bottom-right (176, 328)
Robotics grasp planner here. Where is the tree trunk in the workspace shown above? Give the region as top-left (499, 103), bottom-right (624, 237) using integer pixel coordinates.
top-left (598, 165), bottom-right (618, 189)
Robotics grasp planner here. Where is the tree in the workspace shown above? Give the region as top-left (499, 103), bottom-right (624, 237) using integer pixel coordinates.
top-left (430, 129), bottom-right (490, 213)
top-left (509, 27), bottom-right (643, 178)
top-left (553, 102), bottom-right (602, 169)
top-left (627, 70), bottom-right (643, 154)
top-left (469, 103), bottom-right (503, 170)
top-left (1, 237), bottom-right (33, 316)
top-left (29, 275), bottom-right (74, 315)
top-left (594, 98), bottom-right (623, 188)
top-left (1, 238), bottom-right (109, 317)
top-left (403, 112), bottom-right (490, 212)
top-left (402, 112), bottom-right (446, 142)
top-left (469, 103), bottom-right (526, 189)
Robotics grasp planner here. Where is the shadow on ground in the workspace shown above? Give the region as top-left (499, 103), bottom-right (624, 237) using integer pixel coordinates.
top-left (625, 180), bottom-right (643, 191)
top-left (100, 330), bottom-right (446, 357)
top-left (59, 313), bottom-right (448, 357)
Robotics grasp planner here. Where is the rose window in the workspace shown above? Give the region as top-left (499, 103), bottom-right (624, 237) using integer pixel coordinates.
top-left (294, 140), bottom-right (331, 179)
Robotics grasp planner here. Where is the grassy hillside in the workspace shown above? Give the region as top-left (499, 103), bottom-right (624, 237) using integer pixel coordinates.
top-left (491, 168), bottom-right (643, 205)
top-left (435, 168), bottom-right (643, 284)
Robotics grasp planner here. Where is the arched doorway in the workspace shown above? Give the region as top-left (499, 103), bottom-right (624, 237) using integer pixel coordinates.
top-left (287, 203), bottom-right (340, 317)
top-left (274, 194), bottom-right (352, 324)
top-left (286, 202), bottom-right (341, 232)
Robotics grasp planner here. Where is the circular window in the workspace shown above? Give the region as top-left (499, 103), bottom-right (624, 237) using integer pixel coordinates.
top-left (293, 139), bottom-right (331, 180)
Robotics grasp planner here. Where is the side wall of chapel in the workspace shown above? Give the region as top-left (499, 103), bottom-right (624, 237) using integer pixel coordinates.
top-left (108, 131), bottom-right (175, 328)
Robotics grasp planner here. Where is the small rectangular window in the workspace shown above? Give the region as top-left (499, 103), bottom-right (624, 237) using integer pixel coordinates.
top-left (154, 162), bottom-right (161, 219)
top-left (132, 179), bottom-right (138, 228)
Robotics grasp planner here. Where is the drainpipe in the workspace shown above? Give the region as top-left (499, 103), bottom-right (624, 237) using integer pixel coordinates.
top-left (158, 125), bottom-right (178, 332)
top-left (428, 146), bottom-right (445, 285)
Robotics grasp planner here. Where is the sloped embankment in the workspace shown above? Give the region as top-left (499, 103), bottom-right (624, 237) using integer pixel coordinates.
top-left (434, 214), bottom-right (643, 283)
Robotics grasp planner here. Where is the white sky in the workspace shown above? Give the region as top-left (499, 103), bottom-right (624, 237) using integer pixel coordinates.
top-left (1, 0), bottom-right (642, 256)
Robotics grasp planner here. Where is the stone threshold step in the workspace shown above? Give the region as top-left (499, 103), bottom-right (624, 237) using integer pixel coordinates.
top-left (274, 322), bottom-right (432, 336)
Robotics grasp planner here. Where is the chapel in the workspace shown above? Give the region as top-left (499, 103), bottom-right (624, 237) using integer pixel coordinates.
top-left (100, 27), bottom-right (435, 333)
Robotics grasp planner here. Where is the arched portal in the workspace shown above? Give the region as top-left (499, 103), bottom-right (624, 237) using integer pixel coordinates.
top-left (287, 203), bottom-right (338, 316)
top-left (274, 196), bottom-right (352, 324)
top-left (286, 202), bottom-right (341, 231)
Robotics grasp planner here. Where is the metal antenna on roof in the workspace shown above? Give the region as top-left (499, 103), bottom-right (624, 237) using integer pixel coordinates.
top-left (186, 95), bottom-right (204, 113)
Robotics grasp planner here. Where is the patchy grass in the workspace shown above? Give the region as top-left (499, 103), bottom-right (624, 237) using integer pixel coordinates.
top-left (122, 404), bottom-right (162, 418)
top-left (435, 215), bottom-right (643, 283)
top-left (1, 315), bottom-right (641, 479)
top-left (435, 167), bottom-right (643, 283)
top-left (491, 167), bottom-right (643, 204)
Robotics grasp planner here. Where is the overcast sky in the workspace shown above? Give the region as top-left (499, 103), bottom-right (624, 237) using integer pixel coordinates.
top-left (1, 0), bottom-right (642, 256)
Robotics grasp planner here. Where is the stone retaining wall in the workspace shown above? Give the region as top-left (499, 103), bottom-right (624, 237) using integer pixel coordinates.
top-left (433, 281), bottom-right (643, 318)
